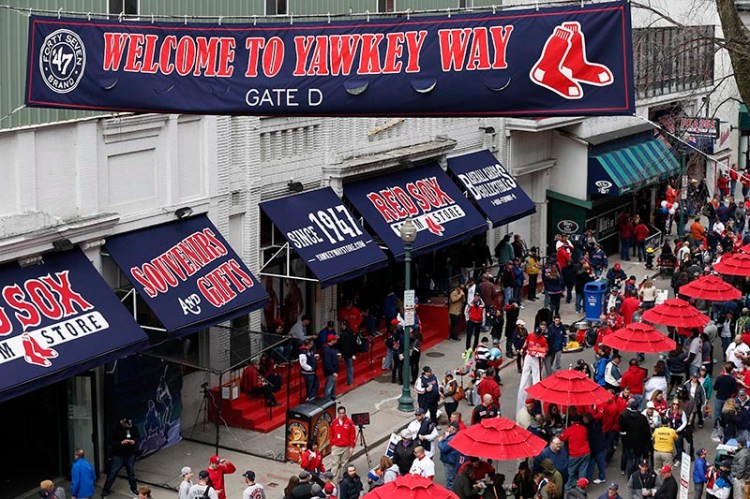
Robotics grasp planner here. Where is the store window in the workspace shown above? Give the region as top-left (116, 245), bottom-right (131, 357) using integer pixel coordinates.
top-left (266, 0), bottom-right (288, 15)
top-left (378, 0), bottom-right (396, 13)
top-left (633, 26), bottom-right (714, 99)
top-left (108, 0), bottom-right (138, 16)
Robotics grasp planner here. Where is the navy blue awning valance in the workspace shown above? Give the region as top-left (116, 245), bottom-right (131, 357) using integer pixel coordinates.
top-left (0, 249), bottom-right (148, 403)
top-left (447, 151), bottom-right (536, 227)
top-left (105, 214), bottom-right (268, 337)
top-left (344, 163), bottom-right (488, 260)
top-left (260, 188), bottom-right (388, 288)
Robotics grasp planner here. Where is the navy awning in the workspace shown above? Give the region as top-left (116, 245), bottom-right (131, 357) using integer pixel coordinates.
top-left (0, 249), bottom-right (148, 403)
top-left (344, 163), bottom-right (488, 259)
top-left (447, 151), bottom-right (536, 227)
top-left (105, 214), bottom-right (269, 336)
top-left (260, 188), bottom-right (388, 287)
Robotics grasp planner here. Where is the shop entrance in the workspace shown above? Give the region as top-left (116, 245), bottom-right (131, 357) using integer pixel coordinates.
top-left (0, 382), bottom-right (67, 497)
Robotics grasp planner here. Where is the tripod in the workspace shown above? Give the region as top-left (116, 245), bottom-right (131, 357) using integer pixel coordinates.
top-left (356, 425), bottom-right (372, 469)
top-left (189, 383), bottom-right (212, 438)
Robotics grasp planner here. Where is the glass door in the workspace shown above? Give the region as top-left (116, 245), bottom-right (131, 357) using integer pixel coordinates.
top-left (67, 374), bottom-right (99, 474)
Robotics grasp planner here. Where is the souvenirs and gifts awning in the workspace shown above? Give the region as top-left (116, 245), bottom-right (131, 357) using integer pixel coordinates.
top-left (447, 151), bottom-right (536, 227)
top-left (105, 214), bottom-right (268, 337)
top-left (0, 249), bottom-right (148, 403)
top-left (344, 162), bottom-right (488, 260)
top-left (259, 188), bottom-right (387, 288)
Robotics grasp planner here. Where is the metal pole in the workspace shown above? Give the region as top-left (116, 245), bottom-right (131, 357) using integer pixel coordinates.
top-left (216, 372), bottom-right (222, 455)
top-left (398, 243), bottom-right (415, 412)
top-left (680, 148), bottom-right (686, 235)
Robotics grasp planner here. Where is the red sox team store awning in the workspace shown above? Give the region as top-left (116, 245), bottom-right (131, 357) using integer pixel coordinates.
top-left (259, 188), bottom-right (388, 288)
top-left (343, 163), bottom-right (488, 260)
top-left (0, 249), bottom-right (148, 403)
top-left (105, 214), bottom-right (269, 337)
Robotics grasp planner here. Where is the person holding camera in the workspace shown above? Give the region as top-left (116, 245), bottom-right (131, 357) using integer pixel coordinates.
top-left (101, 416), bottom-right (139, 497)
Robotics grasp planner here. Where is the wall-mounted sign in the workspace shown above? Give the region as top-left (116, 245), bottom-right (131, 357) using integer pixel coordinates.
top-left (557, 220), bottom-right (580, 234)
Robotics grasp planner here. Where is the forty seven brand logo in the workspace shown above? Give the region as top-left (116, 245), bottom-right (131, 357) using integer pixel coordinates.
top-left (0, 271), bottom-right (99, 368)
top-left (39, 29), bottom-right (86, 94)
top-left (128, 228), bottom-right (256, 310)
top-left (366, 176), bottom-right (464, 237)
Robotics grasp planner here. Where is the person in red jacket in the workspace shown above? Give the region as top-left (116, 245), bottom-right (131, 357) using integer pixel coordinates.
top-left (476, 367), bottom-right (502, 408)
top-left (620, 358), bottom-right (648, 396)
top-left (338, 300), bottom-right (363, 333)
top-left (560, 415), bottom-right (590, 489)
top-left (329, 406), bottom-right (357, 484)
top-left (620, 291), bottom-right (640, 325)
top-left (206, 455), bottom-right (236, 499)
top-left (594, 390), bottom-right (621, 464)
top-left (633, 220), bottom-right (650, 262)
top-left (239, 362), bottom-right (280, 407)
top-left (300, 441), bottom-right (326, 477)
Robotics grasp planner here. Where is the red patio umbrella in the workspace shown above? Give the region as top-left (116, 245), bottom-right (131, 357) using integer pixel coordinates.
top-left (679, 275), bottom-right (742, 302)
top-left (714, 252), bottom-right (750, 277)
top-left (525, 369), bottom-right (612, 407)
top-left (448, 416), bottom-right (546, 461)
top-left (601, 322), bottom-right (676, 353)
top-left (642, 298), bottom-right (710, 328)
top-left (740, 243), bottom-right (750, 253)
top-left (363, 474), bottom-right (458, 499)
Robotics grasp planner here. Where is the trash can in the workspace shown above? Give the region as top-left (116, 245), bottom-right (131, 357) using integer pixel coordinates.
top-left (285, 397), bottom-right (336, 462)
top-left (584, 280), bottom-right (609, 322)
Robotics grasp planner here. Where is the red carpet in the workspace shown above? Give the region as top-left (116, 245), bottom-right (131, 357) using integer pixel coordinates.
top-left (207, 304), bottom-right (449, 433)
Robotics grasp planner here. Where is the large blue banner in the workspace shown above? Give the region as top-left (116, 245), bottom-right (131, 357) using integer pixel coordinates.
top-left (25, 2), bottom-right (633, 116)
top-left (105, 215), bottom-right (268, 334)
top-left (0, 249), bottom-right (147, 403)
top-left (260, 188), bottom-right (388, 287)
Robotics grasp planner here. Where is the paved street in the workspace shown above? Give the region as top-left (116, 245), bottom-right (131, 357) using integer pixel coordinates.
top-left (90, 253), bottom-right (718, 499)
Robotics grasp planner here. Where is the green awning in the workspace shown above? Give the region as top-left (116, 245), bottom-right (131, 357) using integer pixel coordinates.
top-left (740, 104), bottom-right (750, 130)
top-left (589, 139), bottom-right (679, 196)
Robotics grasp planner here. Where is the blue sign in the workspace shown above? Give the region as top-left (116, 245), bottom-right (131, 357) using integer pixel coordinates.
top-left (0, 249), bottom-right (147, 403)
top-left (260, 188), bottom-right (387, 287)
top-left (105, 215), bottom-right (268, 334)
top-left (447, 151), bottom-right (536, 227)
top-left (25, 2), bottom-right (633, 117)
top-left (344, 163), bottom-right (488, 259)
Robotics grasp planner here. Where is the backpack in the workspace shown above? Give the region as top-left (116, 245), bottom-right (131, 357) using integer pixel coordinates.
top-left (594, 357), bottom-right (608, 386)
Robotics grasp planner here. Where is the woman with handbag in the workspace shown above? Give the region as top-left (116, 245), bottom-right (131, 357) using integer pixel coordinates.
top-left (443, 371), bottom-right (461, 419)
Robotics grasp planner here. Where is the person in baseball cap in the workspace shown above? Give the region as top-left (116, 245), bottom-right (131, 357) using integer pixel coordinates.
top-left (599, 482), bottom-right (622, 499)
top-left (242, 470), bottom-right (265, 498)
top-left (206, 454), bottom-right (236, 499)
top-left (576, 478), bottom-right (589, 489)
top-left (179, 467), bottom-right (193, 499)
top-left (187, 471), bottom-right (215, 499)
top-left (655, 464), bottom-right (677, 499)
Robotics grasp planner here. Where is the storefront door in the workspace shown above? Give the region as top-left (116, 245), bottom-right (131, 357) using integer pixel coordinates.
top-left (67, 374), bottom-right (99, 474)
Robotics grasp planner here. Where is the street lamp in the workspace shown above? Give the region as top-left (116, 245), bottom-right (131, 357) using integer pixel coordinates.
top-left (398, 217), bottom-right (417, 412)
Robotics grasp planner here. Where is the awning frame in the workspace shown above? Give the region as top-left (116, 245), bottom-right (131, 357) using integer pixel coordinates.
top-left (258, 241), bottom-right (320, 284)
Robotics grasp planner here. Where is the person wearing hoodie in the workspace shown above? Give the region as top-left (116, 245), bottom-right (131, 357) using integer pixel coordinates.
top-left (565, 478), bottom-right (589, 499)
top-left (619, 399), bottom-right (652, 477)
top-left (583, 412), bottom-right (608, 484)
top-left (540, 458), bottom-right (564, 499)
top-left (620, 359), bottom-right (649, 401)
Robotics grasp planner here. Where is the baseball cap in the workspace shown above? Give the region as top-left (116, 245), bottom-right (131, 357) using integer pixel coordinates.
top-left (198, 470), bottom-right (210, 480)
top-left (181, 466), bottom-right (192, 476)
top-left (391, 318), bottom-right (400, 325)
top-left (628, 399), bottom-right (639, 410)
top-left (209, 455), bottom-right (220, 464)
top-left (698, 448), bottom-right (708, 456)
top-left (525, 398), bottom-right (536, 405)
top-left (646, 401), bottom-right (655, 409)
top-left (243, 470), bottom-right (255, 481)
top-left (659, 464), bottom-right (672, 473)
top-left (639, 459), bottom-right (649, 467)
top-left (415, 408), bottom-right (426, 416)
top-left (322, 471), bottom-right (334, 480)
top-left (422, 366), bottom-right (432, 373)
top-left (516, 319), bottom-right (526, 326)
top-left (324, 483), bottom-right (335, 493)
top-left (327, 334), bottom-right (337, 342)
top-left (609, 483), bottom-right (619, 490)
top-left (577, 478), bottom-right (589, 488)
top-left (299, 471), bottom-right (311, 480)
top-left (449, 422), bottom-right (460, 429)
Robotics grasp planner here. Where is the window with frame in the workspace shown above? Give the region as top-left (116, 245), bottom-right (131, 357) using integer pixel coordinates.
top-left (266, 0), bottom-right (288, 15)
top-left (108, 0), bottom-right (138, 15)
top-left (378, 0), bottom-right (396, 13)
top-left (459, 0), bottom-right (474, 7)
top-left (633, 25), bottom-right (714, 99)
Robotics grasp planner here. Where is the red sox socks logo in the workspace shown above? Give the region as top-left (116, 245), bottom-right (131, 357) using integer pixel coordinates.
top-left (424, 216), bottom-right (445, 236)
top-left (530, 22), bottom-right (614, 99)
top-left (22, 333), bottom-right (59, 368)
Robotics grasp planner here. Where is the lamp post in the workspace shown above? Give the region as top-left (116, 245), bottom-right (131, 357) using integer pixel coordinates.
top-left (398, 217), bottom-right (417, 412)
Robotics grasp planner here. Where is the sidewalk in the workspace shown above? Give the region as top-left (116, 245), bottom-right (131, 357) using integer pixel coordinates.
top-left (104, 252), bottom-right (675, 499)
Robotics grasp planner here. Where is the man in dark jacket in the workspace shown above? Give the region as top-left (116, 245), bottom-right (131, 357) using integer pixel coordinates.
top-left (321, 335), bottom-right (340, 401)
top-left (566, 478), bottom-right (589, 499)
top-left (393, 429), bottom-right (416, 475)
top-left (618, 399), bottom-right (652, 477)
top-left (583, 412), bottom-right (607, 484)
top-left (438, 422), bottom-right (462, 490)
top-left (654, 465), bottom-right (677, 499)
top-left (415, 366), bottom-right (441, 423)
top-left (627, 460), bottom-right (661, 499)
top-left (562, 260), bottom-right (578, 304)
top-left (547, 316), bottom-right (567, 372)
top-left (337, 321), bottom-right (358, 386)
top-left (731, 436), bottom-right (750, 498)
top-left (338, 465), bottom-right (363, 499)
top-left (102, 416), bottom-right (139, 496)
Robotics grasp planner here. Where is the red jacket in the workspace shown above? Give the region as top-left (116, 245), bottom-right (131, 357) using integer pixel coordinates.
top-left (634, 223), bottom-right (650, 242)
top-left (207, 462), bottom-right (236, 499)
top-left (477, 378), bottom-right (502, 407)
top-left (330, 416), bottom-right (356, 448)
top-left (620, 365), bottom-right (648, 395)
top-left (240, 365), bottom-right (264, 393)
top-left (300, 449), bottom-right (325, 473)
top-left (594, 397), bottom-right (621, 432)
top-left (556, 246), bottom-right (571, 269)
top-left (338, 306), bottom-right (363, 332)
top-left (561, 422), bottom-right (590, 457)
top-left (620, 296), bottom-right (640, 325)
